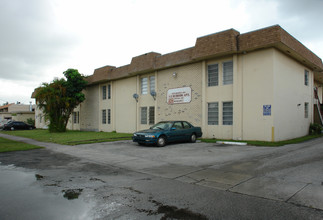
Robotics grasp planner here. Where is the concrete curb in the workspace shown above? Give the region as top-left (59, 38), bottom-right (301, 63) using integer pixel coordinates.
top-left (216, 141), bottom-right (247, 146)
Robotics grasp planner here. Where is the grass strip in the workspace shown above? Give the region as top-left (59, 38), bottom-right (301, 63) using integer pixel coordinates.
top-left (0, 129), bottom-right (132, 145)
top-left (201, 134), bottom-right (323, 147)
top-left (0, 137), bottom-right (43, 153)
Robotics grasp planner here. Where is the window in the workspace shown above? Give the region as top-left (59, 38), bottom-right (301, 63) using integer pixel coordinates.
top-left (102, 109), bottom-right (106, 124)
top-left (305, 70), bottom-right (309, 86)
top-left (73, 111), bottom-right (79, 124)
top-left (208, 64), bottom-right (218, 86)
top-left (183, 122), bottom-right (191, 129)
top-left (102, 85), bottom-right (107, 100)
top-left (304, 102), bottom-right (309, 118)
top-left (141, 77), bottom-right (148, 94)
top-left (208, 102), bottom-right (219, 125)
top-left (223, 101), bottom-right (233, 125)
top-left (150, 76), bottom-right (155, 93)
top-left (141, 107), bottom-right (147, 124)
top-left (223, 61), bottom-right (233, 85)
top-left (173, 122), bottom-right (183, 129)
top-left (149, 106), bottom-right (155, 124)
top-left (108, 109), bottom-right (111, 124)
top-left (108, 84), bottom-right (111, 99)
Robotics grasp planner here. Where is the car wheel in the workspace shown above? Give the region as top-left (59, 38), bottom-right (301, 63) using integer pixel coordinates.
top-left (10, 127), bottom-right (14, 131)
top-left (29, 126), bottom-right (33, 130)
top-left (190, 133), bottom-right (197, 143)
top-left (157, 136), bottom-right (166, 147)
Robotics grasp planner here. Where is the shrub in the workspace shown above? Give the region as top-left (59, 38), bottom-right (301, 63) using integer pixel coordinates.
top-left (27, 118), bottom-right (35, 126)
top-left (309, 123), bottom-right (323, 135)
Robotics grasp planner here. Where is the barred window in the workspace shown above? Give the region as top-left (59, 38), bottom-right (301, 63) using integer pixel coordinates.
top-left (208, 64), bottom-right (218, 86)
top-left (141, 77), bottom-right (148, 94)
top-left (305, 70), bottom-right (309, 86)
top-left (304, 102), bottom-right (309, 118)
top-left (149, 106), bottom-right (155, 124)
top-left (223, 61), bottom-right (233, 85)
top-left (141, 107), bottom-right (147, 124)
top-left (102, 85), bottom-right (107, 100)
top-left (108, 84), bottom-right (111, 99)
top-left (102, 109), bottom-right (106, 124)
top-left (208, 102), bottom-right (218, 125)
top-left (108, 109), bottom-right (111, 124)
top-left (150, 76), bottom-right (155, 93)
top-left (223, 102), bottom-right (233, 125)
top-left (73, 111), bottom-right (79, 124)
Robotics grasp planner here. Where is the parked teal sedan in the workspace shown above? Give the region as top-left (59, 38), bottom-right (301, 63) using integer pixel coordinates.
top-left (132, 121), bottom-right (202, 147)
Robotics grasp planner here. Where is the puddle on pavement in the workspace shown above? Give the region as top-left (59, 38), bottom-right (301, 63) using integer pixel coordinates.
top-left (0, 164), bottom-right (94, 220)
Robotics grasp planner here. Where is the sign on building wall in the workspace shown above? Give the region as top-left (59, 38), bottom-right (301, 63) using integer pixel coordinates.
top-left (167, 87), bottom-right (192, 105)
top-left (263, 105), bottom-right (271, 116)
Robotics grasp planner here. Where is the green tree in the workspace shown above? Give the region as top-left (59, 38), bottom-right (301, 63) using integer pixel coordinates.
top-left (35, 69), bottom-right (87, 132)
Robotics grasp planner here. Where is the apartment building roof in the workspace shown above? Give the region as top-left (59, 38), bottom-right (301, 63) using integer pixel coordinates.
top-left (0, 103), bottom-right (14, 112)
top-left (86, 25), bottom-right (323, 85)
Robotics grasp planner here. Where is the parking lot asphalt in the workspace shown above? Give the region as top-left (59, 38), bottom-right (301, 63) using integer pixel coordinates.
top-left (1, 133), bottom-right (323, 212)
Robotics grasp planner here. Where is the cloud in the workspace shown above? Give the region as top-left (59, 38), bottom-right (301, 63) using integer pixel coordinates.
top-left (276, 0), bottom-right (323, 40)
top-left (0, 0), bottom-right (78, 81)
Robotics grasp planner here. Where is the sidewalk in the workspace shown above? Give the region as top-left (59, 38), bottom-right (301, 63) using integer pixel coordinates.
top-left (1, 133), bottom-right (323, 211)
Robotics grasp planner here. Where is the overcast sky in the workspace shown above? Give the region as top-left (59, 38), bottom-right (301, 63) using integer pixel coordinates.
top-left (1, 0), bottom-right (323, 104)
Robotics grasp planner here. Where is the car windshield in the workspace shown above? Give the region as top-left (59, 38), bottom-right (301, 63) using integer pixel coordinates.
top-left (150, 122), bottom-right (173, 130)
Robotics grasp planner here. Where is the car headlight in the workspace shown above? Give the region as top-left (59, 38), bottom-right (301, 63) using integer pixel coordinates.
top-left (133, 134), bottom-right (137, 137)
top-left (145, 134), bottom-right (155, 138)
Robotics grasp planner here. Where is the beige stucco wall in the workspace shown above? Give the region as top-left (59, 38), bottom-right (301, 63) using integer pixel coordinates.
top-left (35, 103), bottom-right (48, 129)
top-left (99, 83), bottom-right (113, 132)
top-left (273, 49), bottom-right (313, 141)
top-left (138, 73), bottom-right (156, 131)
top-left (8, 104), bottom-right (35, 112)
top-left (204, 57), bottom-right (234, 139)
top-left (12, 112), bottom-right (35, 122)
top-left (156, 62), bottom-right (203, 127)
top-left (80, 85), bottom-right (99, 131)
top-left (66, 105), bottom-right (81, 130)
top-left (114, 76), bottom-right (137, 133)
top-left (241, 49), bottom-right (275, 141)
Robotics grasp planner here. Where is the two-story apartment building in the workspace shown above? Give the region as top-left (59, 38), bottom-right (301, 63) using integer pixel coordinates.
top-left (33, 25), bottom-right (323, 141)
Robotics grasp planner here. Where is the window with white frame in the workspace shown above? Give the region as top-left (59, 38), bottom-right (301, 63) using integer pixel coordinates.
top-left (73, 111), bottom-right (79, 124)
top-left (208, 102), bottom-right (219, 125)
top-left (223, 101), bottom-right (233, 125)
top-left (207, 64), bottom-right (218, 86)
top-left (149, 106), bottom-right (155, 124)
top-left (141, 107), bottom-right (147, 124)
top-left (108, 84), bottom-right (111, 99)
top-left (304, 102), bottom-right (309, 118)
top-left (141, 77), bottom-right (148, 94)
top-left (102, 85), bottom-right (107, 100)
top-left (305, 70), bottom-right (309, 86)
top-left (150, 76), bottom-right (155, 93)
top-left (102, 109), bottom-right (106, 124)
top-left (108, 109), bottom-right (111, 124)
top-left (223, 61), bottom-right (233, 85)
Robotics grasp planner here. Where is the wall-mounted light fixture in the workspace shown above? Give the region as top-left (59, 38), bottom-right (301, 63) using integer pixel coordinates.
top-left (172, 72), bottom-right (177, 78)
top-left (297, 103), bottom-right (301, 107)
top-left (133, 93), bottom-right (139, 102)
top-left (150, 91), bottom-right (156, 100)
